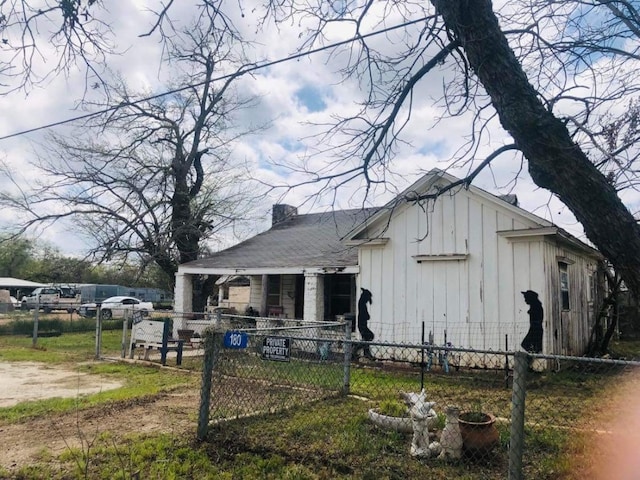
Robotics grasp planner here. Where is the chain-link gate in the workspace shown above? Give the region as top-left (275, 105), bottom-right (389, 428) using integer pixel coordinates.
top-left (198, 318), bottom-right (350, 439)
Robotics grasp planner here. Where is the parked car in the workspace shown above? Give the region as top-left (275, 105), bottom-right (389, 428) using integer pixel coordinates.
top-left (78, 296), bottom-right (154, 320)
top-left (21, 286), bottom-right (81, 313)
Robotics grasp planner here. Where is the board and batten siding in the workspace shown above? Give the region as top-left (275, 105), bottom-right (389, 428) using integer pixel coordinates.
top-left (357, 188), bottom-right (549, 355)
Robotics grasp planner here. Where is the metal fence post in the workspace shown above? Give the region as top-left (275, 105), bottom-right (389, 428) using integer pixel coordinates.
top-left (197, 329), bottom-right (221, 440)
top-left (343, 320), bottom-right (352, 395)
top-left (508, 351), bottom-right (528, 480)
top-left (32, 295), bottom-right (40, 348)
top-left (95, 305), bottom-right (102, 360)
top-left (121, 311), bottom-right (129, 358)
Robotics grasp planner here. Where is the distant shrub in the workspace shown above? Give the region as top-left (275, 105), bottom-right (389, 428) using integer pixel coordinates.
top-left (0, 318), bottom-right (125, 336)
top-left (0, 319), bottom-right (63, 336)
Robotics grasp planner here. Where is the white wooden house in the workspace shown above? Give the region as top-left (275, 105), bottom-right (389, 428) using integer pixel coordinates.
top-left (345, 170), bottom-right (603, 358)
top-left (174, 169), bottom-right (603, 358)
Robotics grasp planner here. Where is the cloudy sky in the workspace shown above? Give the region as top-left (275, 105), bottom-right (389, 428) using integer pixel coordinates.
top-left (0, 1), bottom-right (619, 255)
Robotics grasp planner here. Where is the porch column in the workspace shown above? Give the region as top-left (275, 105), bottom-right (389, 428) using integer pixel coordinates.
top-left (218, 285), bottom-right (225, 306)
top-left (174, 272), bottom-right (193, 334)
top-left (260, 274), bottom-right (268, 316)
top-left (303, 273), bottom-right (324, 322)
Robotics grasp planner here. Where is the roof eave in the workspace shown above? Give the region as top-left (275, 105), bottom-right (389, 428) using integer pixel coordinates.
top-left (498, 227), bottom-right (602, 259)
top-left (177, 265), bottom-right (360, 276)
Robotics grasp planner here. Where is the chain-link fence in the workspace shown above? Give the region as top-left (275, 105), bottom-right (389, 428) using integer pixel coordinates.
top-left (512, 352), bottom-right (640, 479)
top-left (190, 313), bottom-right (640, 479)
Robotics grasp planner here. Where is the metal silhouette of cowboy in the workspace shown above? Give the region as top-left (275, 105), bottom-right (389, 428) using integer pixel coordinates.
top-left (521, 290), bottom-right (543, 353)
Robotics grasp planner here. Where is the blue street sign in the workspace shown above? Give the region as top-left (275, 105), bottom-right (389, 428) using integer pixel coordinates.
top-left (224, 331), bottom-right (248, 349)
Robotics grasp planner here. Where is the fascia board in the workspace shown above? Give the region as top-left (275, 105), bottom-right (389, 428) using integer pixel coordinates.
top-left (177, 266), bottom-right (360, 275)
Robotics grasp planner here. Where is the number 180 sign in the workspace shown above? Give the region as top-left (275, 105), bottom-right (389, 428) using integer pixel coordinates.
top-left (223, 331), bottom-right (248, 349)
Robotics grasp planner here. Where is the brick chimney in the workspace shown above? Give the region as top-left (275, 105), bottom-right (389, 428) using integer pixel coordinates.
top-left (272, 204), bottom-right (298, 226)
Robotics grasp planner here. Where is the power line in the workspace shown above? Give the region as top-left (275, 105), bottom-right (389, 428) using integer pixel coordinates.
top-left (0, 16), bottom-right (429, 142)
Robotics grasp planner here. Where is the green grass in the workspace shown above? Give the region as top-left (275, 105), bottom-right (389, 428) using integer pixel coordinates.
top-left (0, 330), bottom-right (123, 363)
top-left (204, 397), bottom-right (507, 479)
top-left (609, 339), bottom-right (640, 359)
top-left (220, 349), bottom-right (344, 390)
top-left (0, 309), bottom-right (164, 336)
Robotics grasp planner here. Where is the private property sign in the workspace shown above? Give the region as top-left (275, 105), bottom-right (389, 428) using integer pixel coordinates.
top-left (262, 336), bottom-right (291, 362)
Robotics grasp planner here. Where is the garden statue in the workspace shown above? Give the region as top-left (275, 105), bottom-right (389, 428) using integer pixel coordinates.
top-left (401, 390), bottom-right (441, 458)
top-left (439, 341), bottom-right (453, 373)
top-left (424, 331), bottom-right (453, 373)
top-left (438, 405), bottom-right (463, 460)
top-left (317, 341), bottom-right (330, 361)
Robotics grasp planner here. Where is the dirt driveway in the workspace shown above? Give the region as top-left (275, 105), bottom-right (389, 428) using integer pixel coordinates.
top-left (0, 361), bottom-right (200, 472)
top-left (0, 362), bottom-right (122, 408)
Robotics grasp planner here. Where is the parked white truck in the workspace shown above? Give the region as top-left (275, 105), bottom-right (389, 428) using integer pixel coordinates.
top-left (20, 286), bottom-right (81, 313)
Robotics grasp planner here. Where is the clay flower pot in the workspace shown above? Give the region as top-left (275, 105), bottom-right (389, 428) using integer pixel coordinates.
top-left (457, 412), bottom-right (500, 455)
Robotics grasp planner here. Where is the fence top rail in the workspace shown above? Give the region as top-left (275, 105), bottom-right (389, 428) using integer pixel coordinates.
top-left (529, 352), bottom-right (640, 367)
top-left (173, 311), bottom-right (347, 327)
top-left (240, 322), bottom-right (347, 333)
top-left (335, 341), bottom-right (640, 365)
top-left (222, 314), bottom-right (345, 326)
top-left (341, 340), bottom-right (516, 356)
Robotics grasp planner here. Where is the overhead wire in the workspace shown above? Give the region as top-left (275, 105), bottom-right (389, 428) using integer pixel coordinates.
top-left (0, 16), bottom-right (430, 142)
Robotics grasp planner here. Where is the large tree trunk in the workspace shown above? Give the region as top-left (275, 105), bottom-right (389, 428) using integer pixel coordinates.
top-left (171, 156), bottom-right (205, 306)
top-left (171, 182), bottom-right (199, 264)
top-left (433, 0), bottom-right (640, 297)
top-left (192, 275), bottom-right (218, 314)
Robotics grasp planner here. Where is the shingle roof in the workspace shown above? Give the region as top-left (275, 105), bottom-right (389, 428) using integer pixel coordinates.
top-left (182, 208), bottom-right (378, 270)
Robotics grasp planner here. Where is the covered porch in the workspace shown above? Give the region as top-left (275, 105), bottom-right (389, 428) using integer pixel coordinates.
top-left (174, 267), bottom-right (358, 333)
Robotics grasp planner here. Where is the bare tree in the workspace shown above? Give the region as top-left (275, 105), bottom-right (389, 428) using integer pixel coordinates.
top-left (0, 1), bottom-right (239, 94)
top-left (0, 0), bottom-right (115, 94)
top-left (0, 7), bottom-right (262, 307)
top-left (258, 0), bottom-right (640, 298)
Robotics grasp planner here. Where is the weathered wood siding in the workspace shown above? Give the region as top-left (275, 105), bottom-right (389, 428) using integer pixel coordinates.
top-left (543, 242), bottom-right (598, 356)
top-left (356, 187), bottom-right (589, 356)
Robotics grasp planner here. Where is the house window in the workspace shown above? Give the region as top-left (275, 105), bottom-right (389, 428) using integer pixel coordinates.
top-left (266, 276), bottom-right (281, 307)
top-left (324, 274), bottom-right (355, 319)
top-left (559, 262), bottom-right (570, 310)
top-left (589, 271), bottom-right (597, 302)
